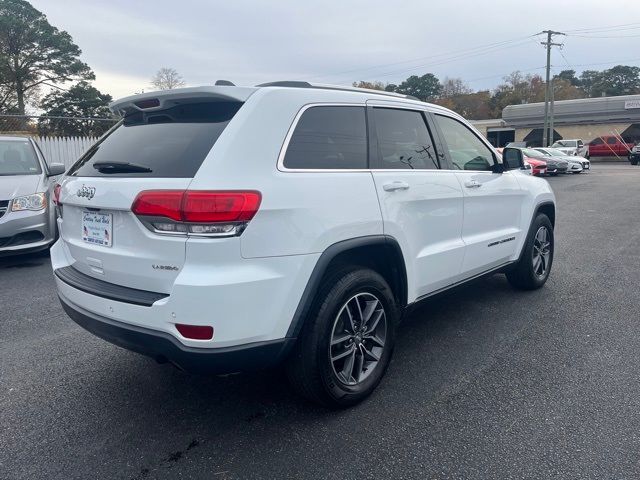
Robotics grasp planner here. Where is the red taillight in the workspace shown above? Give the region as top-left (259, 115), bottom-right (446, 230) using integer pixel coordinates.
top-left (131, 190), bottom-right (183, 221)
top-left (53, 184), bottom-right (62, 205)
top-left (131, 190), bottom-right (262, 237)
top-left (182, 191), bottom-right (261, 222)
top-left (175, 324), bottom-right (214, 340)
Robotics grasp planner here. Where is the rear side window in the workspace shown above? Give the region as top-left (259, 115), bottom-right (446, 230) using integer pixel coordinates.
top-left (607, 137), bottom-right (617, 144)
top-left (373, 108), bottom-right (438, 169)
top-left (68, 101), bottom-right (242, 177)
top-left (283, 106), bottom-right (367, 169)
top-left (590, 138), bottom-right (603, 145)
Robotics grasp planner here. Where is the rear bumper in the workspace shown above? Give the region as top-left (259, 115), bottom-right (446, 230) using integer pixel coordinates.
top-left (59, 292), bottom-right (295, 374)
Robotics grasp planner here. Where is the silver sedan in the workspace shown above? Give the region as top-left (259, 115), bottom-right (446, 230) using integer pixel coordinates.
top-left (0, 136), bottom-right (65, 256)
top-left (534, 148), bottom-right (586, 174)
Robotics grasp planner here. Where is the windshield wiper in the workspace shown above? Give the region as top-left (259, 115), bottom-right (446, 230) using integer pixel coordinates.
top-left (92, 161), bottom-right (152, 173)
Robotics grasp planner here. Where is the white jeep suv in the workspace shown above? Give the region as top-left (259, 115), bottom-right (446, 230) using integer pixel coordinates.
top-left (51, 82), bottom-right (555, 407)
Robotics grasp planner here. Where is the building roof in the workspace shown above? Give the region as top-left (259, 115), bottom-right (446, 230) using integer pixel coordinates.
top-left (502, 94), bottom-right (640, 127)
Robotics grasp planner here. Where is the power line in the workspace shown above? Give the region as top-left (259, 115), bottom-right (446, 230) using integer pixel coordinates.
top-left (563, 22), bottom-right (640, 33)
top-left (569, 33), bottom-right (640, 39)
top-left (558, 49), bottom-right (574, 70)
top-left (360, 40), bottom-right (534, 80)
top-left (305, 35), bottom-right (536, 81)
top-left (465, 56), bottom-right (640, 86)
top-left (466, 66), bottom-right (547, 84)
top-left (570, 57), bottom-right (640, 68)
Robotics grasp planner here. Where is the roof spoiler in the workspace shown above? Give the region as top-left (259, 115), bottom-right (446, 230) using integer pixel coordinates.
top-left (109, 86), bottom-right (256, 115)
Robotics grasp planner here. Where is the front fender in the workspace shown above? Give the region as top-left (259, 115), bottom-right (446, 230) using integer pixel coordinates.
top-left (512, 175), bottom-right (556, 261)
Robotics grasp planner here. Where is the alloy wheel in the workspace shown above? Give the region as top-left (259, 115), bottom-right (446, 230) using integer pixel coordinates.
top-left (329, 293), bottom-right (387, 386)
top-left (532, 226), bottom-right (552, 278)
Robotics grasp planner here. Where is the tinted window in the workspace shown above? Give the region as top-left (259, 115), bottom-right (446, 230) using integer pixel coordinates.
top-left (68, 101), bottom-right (242, 178)
top-left (590, 138), bottom-right (603, 145)
top-left (283, 106), bottom-right (367, 169)
top-left (0, 139), bottom-right (41, 176)
top-left (435, 115), bottom-right (495, 171)
top-left (373, 108), bottom-right (438, 169)
top-left (607, 137), bottom-right (617, 144)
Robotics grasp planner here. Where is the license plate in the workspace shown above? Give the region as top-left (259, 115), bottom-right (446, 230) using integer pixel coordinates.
top-left (82, 211), bottom-right (113, 247)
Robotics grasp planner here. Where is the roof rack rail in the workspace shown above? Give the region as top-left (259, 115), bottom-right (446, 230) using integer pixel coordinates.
top-left (255, 80), bottom-right (421, 102)
top-left (256, 81), bottom-right (312, 88)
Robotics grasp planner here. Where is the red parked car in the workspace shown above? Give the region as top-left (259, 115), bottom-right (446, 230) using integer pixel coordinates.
top-left (588, 135), bottom-right (632, 157)
top-left (497, 148), bottom-right (546, 176)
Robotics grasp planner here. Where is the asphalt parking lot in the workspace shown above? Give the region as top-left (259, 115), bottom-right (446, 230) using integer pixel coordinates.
top-left (2, 163), bottom-right (640, 480)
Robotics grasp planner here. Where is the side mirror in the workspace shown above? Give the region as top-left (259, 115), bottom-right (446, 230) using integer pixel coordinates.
top-left (502, 147), bottom-right (524, 170)
top-left (47, 163), bottom-right (65, 177)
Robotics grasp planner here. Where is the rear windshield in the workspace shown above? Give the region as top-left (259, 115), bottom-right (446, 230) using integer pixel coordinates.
top-left (68, 101), bottom-right (242, 178)
top-left (0, 139), bottom-right (41, 176)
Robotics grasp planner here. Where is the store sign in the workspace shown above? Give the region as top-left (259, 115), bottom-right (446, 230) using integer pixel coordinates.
top-left (624, 100), bottom-right (640, 109)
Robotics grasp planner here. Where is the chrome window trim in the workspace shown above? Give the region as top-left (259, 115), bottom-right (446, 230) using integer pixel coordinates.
top-left (276, 101), bottom-right (503, 174)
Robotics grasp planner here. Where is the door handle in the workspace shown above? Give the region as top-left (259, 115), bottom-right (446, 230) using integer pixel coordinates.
top-left (383, 181), bottom-right (410, 192)
top-left (464, 180), bottom-right (481, 188)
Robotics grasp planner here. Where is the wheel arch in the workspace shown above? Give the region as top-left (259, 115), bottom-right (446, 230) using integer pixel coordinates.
top-left (286, 235), bottom-right (408, 338)
top-left (514, 200), bottom-right (556, 264)
top-left (535, 201), bottom-right (555, 227)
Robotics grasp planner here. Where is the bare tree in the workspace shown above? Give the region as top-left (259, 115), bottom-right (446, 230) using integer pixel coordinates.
top-left (150, 67), bottom-right (185, 90)
top-left (352, 81), bottom-right (386, 91)
top-left (440, 77), bottom-right (473, 98)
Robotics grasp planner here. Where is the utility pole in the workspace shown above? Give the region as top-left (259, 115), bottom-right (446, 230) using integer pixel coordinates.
top-left (539, 30), bottom-right (564, 147)
top-left (549, 77), bottom-right (555, 144)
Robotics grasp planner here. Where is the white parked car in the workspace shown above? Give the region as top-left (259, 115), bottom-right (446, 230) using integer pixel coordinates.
top-left (51, 82), bottom-right (556, 407)
top-left (551, 139), bottom-right (589, 158)
top-left (534, 147), bottom-right (586, 173)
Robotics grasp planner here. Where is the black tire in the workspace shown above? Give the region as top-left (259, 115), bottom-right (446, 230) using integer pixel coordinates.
top-left (630, 158), bottom-right (638, 166)
top-left (286, 267), bottom-right (397, 408)
top-left (506, 214), bottom-right (554, 290)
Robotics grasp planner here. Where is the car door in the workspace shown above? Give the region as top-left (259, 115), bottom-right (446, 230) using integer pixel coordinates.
top-left (589, 137), bottom-right (605, 156)
top-left (432, 113), bottom-right (526, 277)
top-left (368, 103), bottom-right (465, 300)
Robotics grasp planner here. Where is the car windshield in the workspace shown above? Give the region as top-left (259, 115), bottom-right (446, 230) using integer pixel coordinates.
top-left (0, 139), bottom-right (42, 176)
top-left (522, 148), bottom-right (546, 159)
top-left (541, 148), bottom-right (567, 156)
top-left (552, 140), bottom-right (576, 148)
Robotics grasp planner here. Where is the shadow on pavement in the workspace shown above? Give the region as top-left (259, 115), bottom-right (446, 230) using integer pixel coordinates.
top-left (0, 249), bottom-right (50, 269)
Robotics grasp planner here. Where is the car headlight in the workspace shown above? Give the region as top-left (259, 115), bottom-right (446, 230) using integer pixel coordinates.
top-left (11, 193), bottom-right (47, 212)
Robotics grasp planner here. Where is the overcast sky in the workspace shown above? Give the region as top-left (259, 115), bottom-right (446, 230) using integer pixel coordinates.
top-left (29, 0), bottom-right (640, 99)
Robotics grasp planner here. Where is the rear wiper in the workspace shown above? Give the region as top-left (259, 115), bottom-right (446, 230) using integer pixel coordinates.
top-left (92, 161), bottom-right (152, 173)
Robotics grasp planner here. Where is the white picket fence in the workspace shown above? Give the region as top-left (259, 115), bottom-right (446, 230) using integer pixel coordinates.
top-left (35, 136), bottom-right (100, 169)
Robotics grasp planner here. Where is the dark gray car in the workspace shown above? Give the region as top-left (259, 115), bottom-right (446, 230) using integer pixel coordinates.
top-left (0, 136), bottom-right (65, 256)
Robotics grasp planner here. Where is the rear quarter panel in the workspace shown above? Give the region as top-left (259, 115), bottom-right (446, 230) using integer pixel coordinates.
top-left (188, 88), bottom-right (384, 259)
